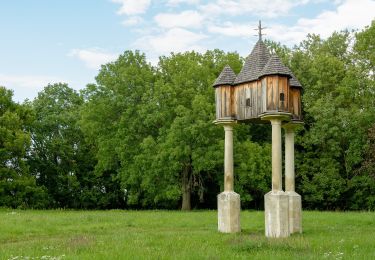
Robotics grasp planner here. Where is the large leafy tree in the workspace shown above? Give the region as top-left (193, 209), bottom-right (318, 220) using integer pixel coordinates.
top-left (128, 50), bottom-right (243, 210)
top-left (0, 86), bottom-right (48, 208)
top-left (80, 51), bottom-right (156, 209)
top-left (81, 49), bottom-right (246, 210)
top-left (28, 83), bottom-right (99, 208)
top-left (289, 27), bottom-right (375, 209)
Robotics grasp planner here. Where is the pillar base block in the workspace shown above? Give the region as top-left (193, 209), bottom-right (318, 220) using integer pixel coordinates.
top-left (265, 191), bottom-right (289, 238)
top-left (286, 191), bottom-right (302, 234)
top-left (217, 191), bottom-right (241, 233)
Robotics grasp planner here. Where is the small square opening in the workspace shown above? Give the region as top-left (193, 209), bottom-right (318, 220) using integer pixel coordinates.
top-left (246, 98), bottom-right (251, 107)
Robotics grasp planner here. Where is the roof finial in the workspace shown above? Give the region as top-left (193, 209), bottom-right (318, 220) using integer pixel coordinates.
top-left (254, 20), bottom-right (266, 41)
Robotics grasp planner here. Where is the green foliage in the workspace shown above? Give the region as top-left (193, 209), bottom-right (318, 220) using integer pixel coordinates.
top-left (81, 50), bottom-right (243, 209)
top-left (1, 22), bottom-right (375, 210)
top-left (0, 87), bottom-right (48, 208)
top-left (80, 51), bottom-right (156, 208)
top-left (348, 124), bottom-right (375, 210)
top-left (28, 83), bottom-right (105, 208)
top-left (289, 27), bottom-right (375, 209)
top-left (235, 140), bottom-right (271, 209)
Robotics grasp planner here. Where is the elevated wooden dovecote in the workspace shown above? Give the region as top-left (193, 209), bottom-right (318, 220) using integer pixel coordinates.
top-left (213, 39), bottom-right (303, 122)
top-left (214, 21), bottom-right (304, 237)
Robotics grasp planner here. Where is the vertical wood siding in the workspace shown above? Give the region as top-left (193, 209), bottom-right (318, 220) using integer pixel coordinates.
top-left (215, 85), bottom-right (233, 119)
top-left (289, 87), bottom-right (302, 120)
top-left (216, 77), bottom-right (300, 121)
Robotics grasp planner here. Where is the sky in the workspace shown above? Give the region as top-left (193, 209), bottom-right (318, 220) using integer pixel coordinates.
top-left (0, 0), bottom-right (374, 102)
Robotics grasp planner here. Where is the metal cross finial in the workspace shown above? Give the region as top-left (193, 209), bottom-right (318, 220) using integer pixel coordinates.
top-left (254, 20), bottom-right (266, 40)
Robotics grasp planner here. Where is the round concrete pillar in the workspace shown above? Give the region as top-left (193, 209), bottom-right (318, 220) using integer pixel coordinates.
top-left (224, 124), bottom-right (234, 192)
top-left (214, 119), bottom-right (240, 233)
top-left (283, 122), bottom-right (304, 234)
top-left (284, 127), bottom-right (295, 192)
top-left (270, 118), bottom-right (282, 192)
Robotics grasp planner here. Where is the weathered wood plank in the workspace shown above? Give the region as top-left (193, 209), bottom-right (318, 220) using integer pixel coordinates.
top-left (267, 77), bottom-right (273, 110)
top-left (262, 79), bottom-right (266, 113)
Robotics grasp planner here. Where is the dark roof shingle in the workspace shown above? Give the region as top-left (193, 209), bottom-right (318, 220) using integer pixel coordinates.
top-left (287, 70), bottom-right (302, 88)
top-left (258, 54), bottom-right (292, 78)
top-left (233, 40), bottom-right (270, 84)
top-left (213, 65), bottom-right (237, 87)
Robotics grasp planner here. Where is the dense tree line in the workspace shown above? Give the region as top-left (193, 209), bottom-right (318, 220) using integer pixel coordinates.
top-left (1, 22), bottom-right (374, 210)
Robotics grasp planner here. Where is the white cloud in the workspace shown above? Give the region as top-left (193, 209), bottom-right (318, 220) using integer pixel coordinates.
top-left (0, 74), bottom-right (66, 102)
top-left (205, 0), bottom-right (375, 46)
top-left (122, 16), bottom-right (143, 26)
top-left (68, 48), bottom-right (118, 70)
top-left (207, 22), bottom-right (251, 37)
top-left (266, 0), bottom-right (375, 44)
top-left (111, 0), bottom-right (151, 15)
top-left (134, 27), bottom-right (207, 55)
top-left (154, 10), bottom-right (205, 28)
top-left (166, 0), bottom-right (200, 6)
top-left (199, 0), bottom-right (309, 18)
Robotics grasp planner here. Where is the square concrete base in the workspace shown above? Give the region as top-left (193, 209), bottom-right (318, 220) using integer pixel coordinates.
top-left (265, 191), bottom-right (289, 238)
top-left (217, 191), bottom-right (241, 233)
top-left (286, 191), bottom-right (302, 234)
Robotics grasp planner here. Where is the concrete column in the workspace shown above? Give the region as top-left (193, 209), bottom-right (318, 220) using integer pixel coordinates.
top-left (270, 118), bottom-right (282, 192)
top-left (224, 125), bottom-right (234, 192)
top-left (283, 123), bottom-right (303, 234)
top-left (284, 127), bottom-right (295, 192)
top-left (261, 113), bottom-right (291, 238)
top-left (215, 119), bottom-right (240, 233)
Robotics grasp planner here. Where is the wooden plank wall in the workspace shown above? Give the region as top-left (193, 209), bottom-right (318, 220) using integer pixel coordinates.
top-left (233, 82), bottom-right (260, 120)
top-left (216, 77), bottom-right (297, 121)
top-left (266, 76), bottom-right (276, 111)
top-left (265, 76), bottom-right (290, 112)
top-left (257, 81), bottom-right (263, 116)
top-left (215, 85), bottom-right (232, 119)
top-left (278, 77), bottom-right (289, 112)
top-left (289, 88), bottom-right (302, 120)
top-left (262, 79), bottom-right (267, 114)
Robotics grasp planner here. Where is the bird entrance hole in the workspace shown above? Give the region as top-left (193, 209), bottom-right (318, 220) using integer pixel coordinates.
top-left (246, 98), bottom-right (251, 107)
top-left (280, 93), bottom-right (285, 110)
top-left (280, 93), bottom-right (285, 102)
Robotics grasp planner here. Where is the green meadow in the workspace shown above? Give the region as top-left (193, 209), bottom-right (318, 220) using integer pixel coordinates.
top-left (0, 209), bottom-right (374, 259)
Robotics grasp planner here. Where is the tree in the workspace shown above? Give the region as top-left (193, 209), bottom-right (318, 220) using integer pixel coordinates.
top-left (81, 49), bottom-right (244, 210)
top-left (234, 140), bottom-right (271, 209)
top-left (134, 50), bottom-right (242, 210)
top-left (0, 86), bottom-right (48, 208)
top-left (289, 28), bottom-right (375, 209)
top-left (28, 83), bottom-right (99, 208)
top-left (80, 51), bottom-right (156, 209)
top-left (347, 123), bottom-right (375, 210)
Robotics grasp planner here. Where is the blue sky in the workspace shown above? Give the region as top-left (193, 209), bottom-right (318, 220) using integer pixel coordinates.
top-left (0, 0), bottom-right (374, 102)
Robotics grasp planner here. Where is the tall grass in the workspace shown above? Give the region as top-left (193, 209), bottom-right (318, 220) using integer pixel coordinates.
top-left (0, 209), bottom-right (374, 259)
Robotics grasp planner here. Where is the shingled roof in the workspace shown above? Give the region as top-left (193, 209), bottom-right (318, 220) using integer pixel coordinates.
top-left (212, 65), bottom-right (237, 87)
top-left (213, 38), bottom-right (303, 88)
top-left (258, 54), bottom-right (292, 78)
top-left (288, 70), bottom-right (302, 88)
top-left (233, 39), bottom-right (270, 84)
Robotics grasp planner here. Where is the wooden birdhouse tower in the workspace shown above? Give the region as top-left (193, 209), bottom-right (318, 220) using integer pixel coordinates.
top-left (213, 39), bottom-right (303, 122)
top-left (213, 21), bottom-right (303, 238)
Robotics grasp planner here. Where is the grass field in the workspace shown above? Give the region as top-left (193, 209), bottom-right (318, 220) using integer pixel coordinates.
top-left (0, 209), bottom-right (374, 259)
